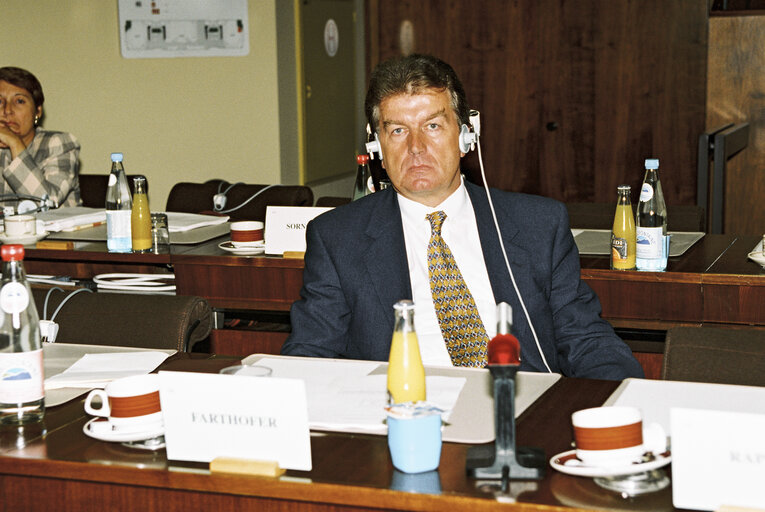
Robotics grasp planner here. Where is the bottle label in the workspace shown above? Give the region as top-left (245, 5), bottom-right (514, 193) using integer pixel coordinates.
top-left (0, 349), bottom-right (44, 404)
top-left (106, 210), bottom-right (133, 252)
top-left (366, 175), bottom-right (376, 194)
top-left (108, 173), bottom-right (117, 186)
top-left (0, 282), bottom-right (29, 315)
top-left (636, 226), bottom-right (663, 258)
top-left (611, 234), bottom-right (628, 260)
top-left (639, 183), bottom-right (654, 202)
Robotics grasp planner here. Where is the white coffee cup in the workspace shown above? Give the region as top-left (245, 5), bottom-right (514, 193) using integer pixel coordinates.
top-left (229, 221), bottom-right (264, 247)
top-left (84, 374), bottom-right (163, 432)
top-left (572, 406), bottom-right (666, 467)
top-left (4, 214), bottom-right (37, 237)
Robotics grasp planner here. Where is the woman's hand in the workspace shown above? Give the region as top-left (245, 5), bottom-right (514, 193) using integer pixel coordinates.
top-left (0, 122), bottom-right (27, 158)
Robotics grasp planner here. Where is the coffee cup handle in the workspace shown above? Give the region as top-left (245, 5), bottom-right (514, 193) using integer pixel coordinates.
top-left (84, 389), bottom-right (111, 417)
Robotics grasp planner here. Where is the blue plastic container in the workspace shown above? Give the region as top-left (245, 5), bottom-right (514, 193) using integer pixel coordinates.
top-left (387, 413), bottom-right (442, 473)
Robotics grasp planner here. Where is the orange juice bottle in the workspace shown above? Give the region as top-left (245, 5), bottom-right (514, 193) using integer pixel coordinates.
top-left (611, 185), bottom-right (636, 270)
top-left (130, 176), bottom-right (152, 253)
top-left (387, 300), bottom-right (426, 405)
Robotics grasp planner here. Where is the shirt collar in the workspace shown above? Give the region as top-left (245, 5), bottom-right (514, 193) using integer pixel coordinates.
top-left (397, 175), bottom-right (469, 227)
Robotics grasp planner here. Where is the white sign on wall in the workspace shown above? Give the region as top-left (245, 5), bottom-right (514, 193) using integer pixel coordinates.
top-left (118, 0), bottom-right (249, 59)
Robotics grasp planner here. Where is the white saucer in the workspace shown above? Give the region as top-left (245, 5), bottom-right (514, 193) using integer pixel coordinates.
top-left (549, 449), bottom-right (671, 478)
top-left (83, 417), bottom-right (164, 444)
top-left (0, 231), bottom-right (49, 245)
top-left (218, 240), bottom-right (265, 256)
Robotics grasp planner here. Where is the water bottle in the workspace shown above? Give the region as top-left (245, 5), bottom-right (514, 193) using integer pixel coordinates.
top-left (611, 185), bottom-right (636, 270)
top-left (105, 152), bottom-right (133, 253)
top-left (387, 300), bottom-right (426, 405)
top-left (0, 245), bottom-right (44, 425)
top-left (352, 154), bottom-right (375, 200)
top-left (636, 158), bottom-right (668, 271)
top-left (131, 176), bottom-right (152, 253)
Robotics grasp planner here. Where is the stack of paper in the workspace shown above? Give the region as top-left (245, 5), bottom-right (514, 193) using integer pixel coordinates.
top-left (166, 212), bottom-right (230, 233)
top-left (35, 207), bottom-right (106, 232)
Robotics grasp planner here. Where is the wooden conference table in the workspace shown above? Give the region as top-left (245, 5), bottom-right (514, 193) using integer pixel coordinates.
top-left (22, 232), bottom-right (765, 330)
top-left (0, 354), bottom-right (686, 512)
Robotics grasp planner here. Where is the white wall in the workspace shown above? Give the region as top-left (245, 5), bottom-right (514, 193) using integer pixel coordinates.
top-left (1, 0), bottom-right (282, 208)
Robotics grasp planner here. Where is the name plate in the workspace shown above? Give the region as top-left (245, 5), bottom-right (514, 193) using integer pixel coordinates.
top-left (158, 371), bottom-right (311, 471)
top-left (265, 206), bottom-right (332, 256)
top-left (672, 408), bottom-right (765, 511)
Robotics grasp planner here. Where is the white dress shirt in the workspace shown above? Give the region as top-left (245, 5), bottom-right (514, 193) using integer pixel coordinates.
top-left (397, 177), bottom-right (497, 366)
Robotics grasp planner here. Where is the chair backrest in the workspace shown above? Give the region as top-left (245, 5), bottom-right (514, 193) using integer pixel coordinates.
top-left (166, 180), bottom-right (314, 222)
top-left (315, 196), bottom-right (351, 207)
top-left (662, 326), bottom-right (765, 386)
top-left (79, 174), bottom-right (148, 208)
top-left (33, 289), bottom-right (212, 352)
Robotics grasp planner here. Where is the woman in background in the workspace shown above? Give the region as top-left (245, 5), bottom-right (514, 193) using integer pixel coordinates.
top-left (0, 66), bottom-right (81, 208)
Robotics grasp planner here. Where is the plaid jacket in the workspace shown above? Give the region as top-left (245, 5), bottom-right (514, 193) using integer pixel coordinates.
top-left (0, 129), bottom-right (81, 207)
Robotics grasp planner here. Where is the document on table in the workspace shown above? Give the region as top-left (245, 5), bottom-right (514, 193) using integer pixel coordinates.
top-left (572, 229), bottom-right (705, 257)
top-left (243, 354), bottom-right (561, 444)
top-left (166, 212), bottom-right (229, 232)
top-left (43, 343), bottom-right (175, 407)
top-left (604, 378), bottom-right (765, 435)
top-left (35, 206), bottom-right (106, 232)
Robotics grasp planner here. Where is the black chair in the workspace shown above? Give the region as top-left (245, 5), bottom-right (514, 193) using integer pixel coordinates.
top-left (33, 288), bottom-right (212, 352)
top-left (166, 180), bottom-right (314, 222)
top-left (79, 173), bottom-right (148, 208)
top-left (315, 196), bottom-right (351, 207)
top-left (661, 326), bottom-right (765, 386)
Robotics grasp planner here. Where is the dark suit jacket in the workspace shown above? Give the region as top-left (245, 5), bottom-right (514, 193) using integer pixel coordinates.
top-left (281, 181), bottom-right (644, 380)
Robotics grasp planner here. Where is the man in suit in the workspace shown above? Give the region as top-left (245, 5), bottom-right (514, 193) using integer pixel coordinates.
top-left (281, 54), bottom-right (643, 380)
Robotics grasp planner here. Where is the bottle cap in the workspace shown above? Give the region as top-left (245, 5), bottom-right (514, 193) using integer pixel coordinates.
top-left (356, 154), bottom-right (370, 165)
top-left (1, 244), bottom-right (25, 262)
top-left (617, 184), bottom-right (631, 192)
top-left (644, 158), bottom-right (659, 169)
top-left (111, 152), bottom-right (124, 162)
top-left (393, 299), bottom-right (415, 311)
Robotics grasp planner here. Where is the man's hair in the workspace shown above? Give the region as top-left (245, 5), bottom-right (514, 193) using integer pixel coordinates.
top-left (0, 67), bottom-right (45, 108)
top-left (365, 54), bottom-right (469, 132)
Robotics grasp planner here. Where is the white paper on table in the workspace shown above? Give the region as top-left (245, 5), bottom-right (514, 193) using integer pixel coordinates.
top-left (245, 355), bottom-right (561, 444)
top-left (165, 212), bottom-right (230, 233)
top-left (604, 378), bottom-right (765, 435)
top-left (35, 206), bottom-right (106, 232)
top-left (252, 356), bottom-right (464, 434)
top-left (44, 351), bottom-right (171, 389)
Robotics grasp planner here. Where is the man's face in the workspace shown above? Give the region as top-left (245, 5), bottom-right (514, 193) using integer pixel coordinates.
top-left (377, 88), bottom-right (464, 207)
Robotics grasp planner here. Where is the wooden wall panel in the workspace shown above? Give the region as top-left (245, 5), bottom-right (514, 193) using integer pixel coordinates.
top-left (367, 1), bottom-right (708, 205)
top-left (707, 15), bottom-right (765, 235)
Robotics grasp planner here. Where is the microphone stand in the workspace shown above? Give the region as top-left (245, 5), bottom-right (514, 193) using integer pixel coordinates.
top-left (466, 305), bottom-right (545, 486)
top-left (466, 364), bottom-right (545, 485)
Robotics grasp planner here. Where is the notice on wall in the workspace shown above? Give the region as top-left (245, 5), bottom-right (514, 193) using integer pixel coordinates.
top-left (118, 0), bottom-right (249, 58)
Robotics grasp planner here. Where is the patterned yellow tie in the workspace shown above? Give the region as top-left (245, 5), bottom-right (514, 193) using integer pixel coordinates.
top-left (426, 211), bottom-right (488, 367)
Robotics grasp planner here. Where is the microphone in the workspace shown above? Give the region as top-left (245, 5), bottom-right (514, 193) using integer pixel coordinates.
top-left (466, 303), bottom-right (545, 483)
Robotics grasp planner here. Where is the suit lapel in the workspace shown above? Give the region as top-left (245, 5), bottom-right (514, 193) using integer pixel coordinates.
top-left (363, 189), bottom-right (412, 330)
top-left (466, 182), bottom-right (532, 306)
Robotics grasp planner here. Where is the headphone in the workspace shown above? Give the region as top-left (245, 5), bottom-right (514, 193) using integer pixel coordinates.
top-left (364, 108), bottom-right (553, 373)
top-left (365, 110), bottom-right (482, 161)
top-left (0, 193), bottom-right (57, 215)
top-left (212, 182), bottom-right (278, 214)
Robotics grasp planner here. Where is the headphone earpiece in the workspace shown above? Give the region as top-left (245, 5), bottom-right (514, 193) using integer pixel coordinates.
top-left (365, 124), bottom-right (383, 160)
top-left (459, 110), bottom-right (482, 154)
top-left (459, 124), bottom-right (476, 154)
top-left (213, 193), bottom-right (227, 210)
